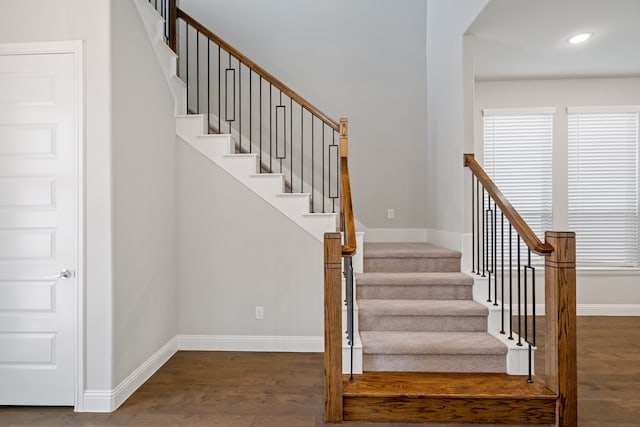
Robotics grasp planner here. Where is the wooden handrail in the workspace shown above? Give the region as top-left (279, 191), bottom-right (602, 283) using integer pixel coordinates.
top-left (340, 119), bottom-right (356, 256)
top-left (176, 8), bottom-right (340, 131)
top-left (463, 153), bottom-right (553, 256)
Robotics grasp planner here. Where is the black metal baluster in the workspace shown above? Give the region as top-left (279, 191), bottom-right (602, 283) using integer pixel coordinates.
top-left (269, 83), bottom-right (272, 172)
top-left (207, 39), bottom-right (210, 132)
top-left (482, 188), bottom-right (486, 277)
top-left (509, 224), bottom-right (514, 341)
top-left (217, 45), bottom-right (221, 131)
top-left (517, 237), bottom-right (522, 347)
top-left (226, 54), bottom-right (233, 134)
top-left (493, 201), bottom-right (498, 306)
top-left (185, 24), bottom-right (189, 110)
top-left (275, 92), bottom-right (285, 173)
top-left (531, 250), bottom-right (536, 347)
top-left (524, 249), bottom-right (529, 344)
top-left (471, 175), bottom-right (475, 273)
top-left (500, 212), bottom-right (505, 334)
top-left (345, 255), bottom-right (354, 380)
top-left (259, 76), bottom-right (262, 169)
top-left (476, 180), bottom-right (481, 275)
top-left (311, 117), bottom-right (315, 213)
top-left (526, 249), bottom-right (534, 383)
top-left (290, 97), bottom-right (293, 192)
top-left (196, 31), bottom-right (199, 114)
top-left (249, 70), bottom-right (252, 153)
top-left (329, 130), bottom-right (338, 213)
top-left (322, 123), bottom-right (325, 213)
top-left (238, 63), bottom-right (242, 148)
top-left (486, 198), bottom-right (492, 302)
top-left (301, 107), bottom-right (304, 193)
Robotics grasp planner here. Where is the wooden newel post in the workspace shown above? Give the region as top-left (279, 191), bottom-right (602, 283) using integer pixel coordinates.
top-left (340, 118), bottom-right (348, 159)
top-left (324, 232), bottom-right (343, 423)
top-left (544, 231), bottom-right (577, 427)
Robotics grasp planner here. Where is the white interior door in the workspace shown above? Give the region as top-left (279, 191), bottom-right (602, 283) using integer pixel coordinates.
top-left (0, 47), bottom-right (79, 405)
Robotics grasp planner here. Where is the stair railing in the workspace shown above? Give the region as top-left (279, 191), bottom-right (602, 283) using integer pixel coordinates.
top-left (464, 153), bottom-right (577, 427)
top-left (324, 120), bottom-right (356, 424)
top-left (148, 2), bottom-right (340, 211)
top-left (146, 1), bottom-right (356, 422)
top-left (177, 9), bottom-right (341, 213)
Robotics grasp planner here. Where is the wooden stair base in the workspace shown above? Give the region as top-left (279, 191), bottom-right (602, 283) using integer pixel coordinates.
top-left (342, 372), bottom-right (557, 425)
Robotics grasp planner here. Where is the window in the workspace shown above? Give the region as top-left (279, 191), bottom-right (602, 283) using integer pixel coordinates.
top-left (568, 107), bottom-right (640, 267)
top-left (483, 109), bottom-right (554, 250)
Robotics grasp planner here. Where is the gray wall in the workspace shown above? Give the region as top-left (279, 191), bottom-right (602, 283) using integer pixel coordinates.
top-left (111, 1), bottom-right (178, 386)
top-left (177, 139), bottom-right (324, 337)
top-left (425, 0), bottom-right (489, 235)
top-left (0, 0), bottom-right (114, 393)
top-left (180, 0), bottom-right (428, 229)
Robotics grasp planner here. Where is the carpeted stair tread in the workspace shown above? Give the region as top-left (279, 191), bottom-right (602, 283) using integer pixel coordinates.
top-left (364, 242), bottom-right (461, 259)
top-left (363, 242), bottom-right (461, 273)
top-left (356, 272), bottom-right (473, 286)
top-left (358, 299), bottom-right (487, 317)
top-left (356, 272), bottom-right (473, 300)
top-left (361, 331), bottom-right (507, 356)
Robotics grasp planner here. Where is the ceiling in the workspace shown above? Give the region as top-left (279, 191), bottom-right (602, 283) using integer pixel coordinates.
top-left (466, 0), bottom-right (640, 81)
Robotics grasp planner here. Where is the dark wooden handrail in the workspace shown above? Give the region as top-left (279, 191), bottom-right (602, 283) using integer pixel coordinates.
top-left (463, 153), bottom-right (553, 256)
top-left (340, 119), bottom-right (356, 256)
top-left (176, 8), bottom-right (340, 131)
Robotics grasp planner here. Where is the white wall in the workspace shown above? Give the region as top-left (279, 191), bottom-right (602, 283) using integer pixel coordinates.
top-left (425, 0), bottom-right (489, 239)
top-left (179, 0), bottom-right (428, 229)
top-left (176, 139), bottom-right (324, 339)
top-left (475, 77), bottom-right (640, 308)
top-left (0, 0), bottom-right (114, 395)
top-left (111, 1), bottom-right (178, 386)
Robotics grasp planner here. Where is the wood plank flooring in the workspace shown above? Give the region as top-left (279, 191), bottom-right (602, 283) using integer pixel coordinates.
top-left (0, 316), bottom-right (638, 426)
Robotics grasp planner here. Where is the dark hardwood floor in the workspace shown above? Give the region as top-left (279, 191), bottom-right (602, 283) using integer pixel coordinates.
top-left (1, 316), bottom-right (638, 426)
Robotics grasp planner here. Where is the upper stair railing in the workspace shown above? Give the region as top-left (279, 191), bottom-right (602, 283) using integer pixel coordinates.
top-left (464, 153), bottom-right (577, 427)
top-left (150, 0), bottom-right (343, 213)
top-left (177, 9), bottom-right (341, 213)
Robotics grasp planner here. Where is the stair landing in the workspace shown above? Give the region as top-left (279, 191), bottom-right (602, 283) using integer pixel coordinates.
top-left (343, 371), bottom-right (556, 425)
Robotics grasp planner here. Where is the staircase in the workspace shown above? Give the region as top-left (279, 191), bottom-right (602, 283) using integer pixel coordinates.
top-left (358, 242), bottom-right (508, 373)
top-left (340, 243), bottom-right (559, 424)
top-left (175, 115), bottom-right (337, 242)
top-left (137, 2), bottom-right (577, 425)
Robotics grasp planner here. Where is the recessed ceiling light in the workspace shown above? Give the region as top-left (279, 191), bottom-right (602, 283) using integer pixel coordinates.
top-left (569, 33), bottom-right (592, 44)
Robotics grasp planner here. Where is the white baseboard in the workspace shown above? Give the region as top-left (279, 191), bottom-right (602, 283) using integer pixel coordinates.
top-left (77, 337), bottom-right (177, 413)
top-left (577, 304), bottom-right (640, 316)
top-left (77, 389), bottom-right (113, 413)
top-left (177, 335), bottom-right (323, 352)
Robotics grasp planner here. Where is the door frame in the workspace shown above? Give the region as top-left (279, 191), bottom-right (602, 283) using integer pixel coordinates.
top-left (0, 40), bottom-right (84, 409)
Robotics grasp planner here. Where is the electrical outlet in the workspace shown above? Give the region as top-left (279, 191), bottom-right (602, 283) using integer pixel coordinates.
top-left (387, 208), bottom-right (395, 219)
top-left (255, 306), bottom-right (264, 320)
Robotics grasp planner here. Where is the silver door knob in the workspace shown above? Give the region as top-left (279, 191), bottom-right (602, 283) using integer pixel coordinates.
top-left (42, 269), bottom-right (74, 280)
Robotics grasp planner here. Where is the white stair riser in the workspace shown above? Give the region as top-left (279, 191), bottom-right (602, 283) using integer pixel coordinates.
top-left (177, 115), bottom-right (207, 136)
top-left (343, 340), bottom-right (363, 374)
top-left (176, 116), bottom-right (338, 242)
top-left (275, 195), bottom-right (311, 214)
top-left (222, 155), bottom-right (259, 176)
top-left (248, 175), bottom-right (285, 195)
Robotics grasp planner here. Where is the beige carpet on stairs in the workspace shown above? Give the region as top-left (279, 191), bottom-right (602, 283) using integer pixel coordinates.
top-left (356, 242), bottom-right (507, 373)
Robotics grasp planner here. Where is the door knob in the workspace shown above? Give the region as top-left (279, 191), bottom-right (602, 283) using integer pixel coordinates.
top-left (42, 269), bottom-right (74, 280)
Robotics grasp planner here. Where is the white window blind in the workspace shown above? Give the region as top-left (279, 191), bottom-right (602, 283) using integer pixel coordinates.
top-left (483, 112), bottom-right (554, 255)
top-left (568, 110), bottom-right (639, 267)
